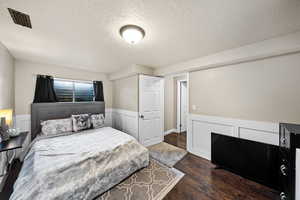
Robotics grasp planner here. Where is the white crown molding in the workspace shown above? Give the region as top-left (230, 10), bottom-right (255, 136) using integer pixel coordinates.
top-left (109, 64), bottom-right (154, 81)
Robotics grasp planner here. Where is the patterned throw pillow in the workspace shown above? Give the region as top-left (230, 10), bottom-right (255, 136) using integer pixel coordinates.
top-left (71, 114), bottom-right (91, 132)
top-left (41, 118), bottom-right (73, 136)
top-left (91, 114), bottom-right (105, 129)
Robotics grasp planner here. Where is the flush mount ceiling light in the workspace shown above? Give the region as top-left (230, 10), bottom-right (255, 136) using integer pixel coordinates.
top-left (120, 25), bottom-right (145, 44)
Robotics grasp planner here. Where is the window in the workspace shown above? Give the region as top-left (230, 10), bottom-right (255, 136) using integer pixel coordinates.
top-left (53, 80), bottom-right (73, 102)
top-left (54, 79), bottom-right (94, 102)
top-left (74, 82), bottom-right (94, 102)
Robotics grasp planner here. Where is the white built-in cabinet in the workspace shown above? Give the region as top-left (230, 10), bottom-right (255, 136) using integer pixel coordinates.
top-left (187, 114), bottom-right (279, 160)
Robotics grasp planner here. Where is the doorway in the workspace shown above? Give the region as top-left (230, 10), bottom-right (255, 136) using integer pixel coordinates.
top-left (177, 80), bottom-right (188, 133)
top-left (163, 74), bottom-right (188, 150)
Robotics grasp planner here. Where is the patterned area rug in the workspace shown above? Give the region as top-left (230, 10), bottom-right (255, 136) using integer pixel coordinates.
top-left (97, 159), bottom-right (184, 200)
top-left (147, 142), bottom-right (187, 167)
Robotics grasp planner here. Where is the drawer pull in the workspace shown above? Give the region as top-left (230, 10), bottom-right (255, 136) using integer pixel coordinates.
top-left (280, 192), bottom-right (287, 200)
top-left (280, 165), bottom-right (287, 176)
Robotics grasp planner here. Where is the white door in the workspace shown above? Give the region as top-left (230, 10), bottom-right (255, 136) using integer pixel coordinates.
top-left (180, 82), bottom-right (188, 132)
top-left (139, 75), bottom-right (164, 146)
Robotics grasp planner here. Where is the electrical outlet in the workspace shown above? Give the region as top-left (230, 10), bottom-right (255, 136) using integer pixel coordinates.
top-left (192, 105), bottom-right (197, 110)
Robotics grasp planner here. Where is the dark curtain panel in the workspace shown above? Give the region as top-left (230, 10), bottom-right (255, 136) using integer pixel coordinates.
top-left (33, 75), bottom-right (58, 103)
top-left (93, 81), bottom-right (104, 101)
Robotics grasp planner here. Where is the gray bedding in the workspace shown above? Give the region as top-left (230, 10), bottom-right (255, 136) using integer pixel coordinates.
top-left (10, 127), bottom-right (149, 200)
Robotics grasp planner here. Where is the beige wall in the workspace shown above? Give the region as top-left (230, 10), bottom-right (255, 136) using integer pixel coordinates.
top-left (164, 76), bottom-right (176, 131)
top-left (112, 75), bottom-right (138, 112)
top-left (0, 42), bottom-right (14, 110)
top-left (190, 52), bottom-right (300, 123)
top-left (14, 60), bottom-right (112, 115)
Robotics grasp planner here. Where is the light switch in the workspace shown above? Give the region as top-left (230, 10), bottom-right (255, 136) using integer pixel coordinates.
top-left (192, 105), bottom-right (197, 110)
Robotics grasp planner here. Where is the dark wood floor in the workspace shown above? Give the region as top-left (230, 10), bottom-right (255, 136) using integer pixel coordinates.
top-left (163, 132), bottom-right (279, 200)
top-left (164, 132), bottom-right (187, 150)
top-left (1, 132), bottom-right (279, 200)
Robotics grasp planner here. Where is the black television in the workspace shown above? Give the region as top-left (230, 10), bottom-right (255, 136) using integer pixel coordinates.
top-left (211, 132), bottom-right (279, 190)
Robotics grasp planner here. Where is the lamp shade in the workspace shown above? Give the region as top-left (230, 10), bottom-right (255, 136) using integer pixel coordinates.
top-left (0, 109), bottom-right (13, 127)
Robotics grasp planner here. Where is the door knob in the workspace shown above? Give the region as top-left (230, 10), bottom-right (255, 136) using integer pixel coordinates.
top-left (140, 115), bottom-right (144, 119)
top-left (281, 137), bottom-right (286, 145)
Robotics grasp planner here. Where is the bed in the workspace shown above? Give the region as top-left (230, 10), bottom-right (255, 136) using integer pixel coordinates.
top-left (9, 102), bottom-right (149, 200)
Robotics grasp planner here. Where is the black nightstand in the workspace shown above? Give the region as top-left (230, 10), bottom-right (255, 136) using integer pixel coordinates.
top-left (0, 132), bottom-right (28, 191)
top-left (0, 132), bottom-right (28, 153)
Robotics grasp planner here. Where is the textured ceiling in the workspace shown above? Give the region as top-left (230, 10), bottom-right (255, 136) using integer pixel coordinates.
top-left (0, 0), bottom-right (300, 73)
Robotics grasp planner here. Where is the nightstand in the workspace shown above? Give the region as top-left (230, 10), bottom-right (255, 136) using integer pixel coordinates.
top-left (0, 131), bottom-right (28, 191)
top-left (0, 132), bottom-right (28, 153)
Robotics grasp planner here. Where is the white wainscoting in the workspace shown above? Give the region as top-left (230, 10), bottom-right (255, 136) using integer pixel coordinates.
top-left (13, 110), bottom-right (113, 159)
top-left (111, 109), bottom-right (139, 141)
top-left (13, 109), bottom-right (138, 141)
top-left (14, 114), bottom-right (31, 132)
top-left (187, 114), bottom-right (279, 160)
top-left (14, 109), bottom-right (113, 133)
top-left (104, 109), bottom-right (112, 127)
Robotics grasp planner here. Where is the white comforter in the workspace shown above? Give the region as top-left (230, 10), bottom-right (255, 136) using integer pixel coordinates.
top-left (10, 127), bottom-right (149, 200)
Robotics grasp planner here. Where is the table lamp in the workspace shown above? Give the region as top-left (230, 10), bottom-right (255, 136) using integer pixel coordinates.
top-left (0, 109), bottom-right (13, 141)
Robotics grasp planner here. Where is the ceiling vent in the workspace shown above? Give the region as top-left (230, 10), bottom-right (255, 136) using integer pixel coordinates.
top-left (8, 8), bottom-right (32, 29)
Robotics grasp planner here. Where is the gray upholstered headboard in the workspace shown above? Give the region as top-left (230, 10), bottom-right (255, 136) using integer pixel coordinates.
top-left (31, 102), bottom-right (105, 141)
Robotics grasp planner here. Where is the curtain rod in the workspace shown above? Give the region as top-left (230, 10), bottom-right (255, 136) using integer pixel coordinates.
top-left (32, 73), bottom-right (97, 83)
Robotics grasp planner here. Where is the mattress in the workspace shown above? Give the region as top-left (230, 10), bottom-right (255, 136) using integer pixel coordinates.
top-left (10, 127), bottom-right (149, 200)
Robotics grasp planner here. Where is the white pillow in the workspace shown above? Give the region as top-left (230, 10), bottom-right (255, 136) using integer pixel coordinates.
top-left (41, 118), bottom-right (73, 136)
top-left (91, 114), bottom-right (105, 129)
top-left (71, 114), bottom-right (91, 132)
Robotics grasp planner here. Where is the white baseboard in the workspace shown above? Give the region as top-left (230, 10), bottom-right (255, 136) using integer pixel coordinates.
top-left (164, 129), bottom-right (177, 135)
top-left (188, 114), bottom-right (279, 160)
